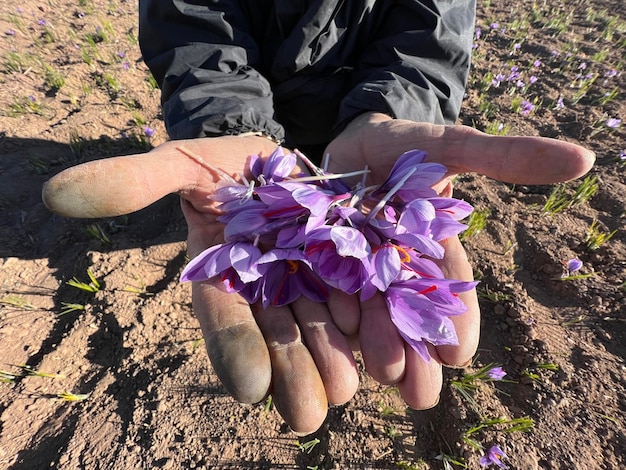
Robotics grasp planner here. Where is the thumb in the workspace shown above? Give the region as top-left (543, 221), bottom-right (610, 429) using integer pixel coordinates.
top-left (42, 136), bottom-right (279, 218)
top-left (430, 126), bottom-right (596, 184)
top-left (42, 148), bottom-right (191, 218)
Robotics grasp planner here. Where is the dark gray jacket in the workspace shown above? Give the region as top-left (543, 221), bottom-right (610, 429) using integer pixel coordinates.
top-left (139, 0), bottom-right (475, 161)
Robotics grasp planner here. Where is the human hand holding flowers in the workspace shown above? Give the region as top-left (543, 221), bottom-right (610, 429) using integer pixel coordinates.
top-left (42, 118), bottom-right (594, 434)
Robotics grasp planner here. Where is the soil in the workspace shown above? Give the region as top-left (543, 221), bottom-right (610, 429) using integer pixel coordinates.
top-left (0, 1), bottom-right (624, 469)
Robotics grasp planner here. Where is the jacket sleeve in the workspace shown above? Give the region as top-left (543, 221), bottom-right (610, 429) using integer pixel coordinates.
top-left (138, 0), bottom-right (284, 142)
top-left (334, 0), bottom-right (476, 135)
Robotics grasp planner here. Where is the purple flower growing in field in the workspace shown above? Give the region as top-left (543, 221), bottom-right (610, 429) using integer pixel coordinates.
top-left (567, 258), bottom-right (583, 274)
top-left (606, 118), bottom-right (621, 128)
top-left (475, 28), bottom-right (482, 40)
top-left (143, 126), bottom-right (155, 137)
top-left (37, 19), bottom-right (47, 26)
top-left (5, 29), bottom-right (15, 36)
top-left (554, 97), bottom-right (565, 110)
top-left (122, 61), bottom-right (130, 71)
top-left (529, 75), bottom-right (538, 85)
top-left (533, 59), bottom-right (542, 68)
top-left (480, 446), bottom-right (509, 469)
top-left (520, 100), bottom-right (534, 115)
top-left (486, 366), bottom-right (507, 380)
top-left (490, 22), bottom-right (499, 29)
top-left (620, 150), bottom-right (626, 161)
top-left (116, 51), bottom-right (126, 59)
top-left (512, 43), bottom-right (521, 51)
top-left (604, 69), bottom-right (618, 78)
top-left (492, 73), bottom-right (505, 87)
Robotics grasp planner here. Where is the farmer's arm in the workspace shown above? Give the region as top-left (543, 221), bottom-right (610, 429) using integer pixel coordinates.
top-left (138, 0), bottom-right (283, 142)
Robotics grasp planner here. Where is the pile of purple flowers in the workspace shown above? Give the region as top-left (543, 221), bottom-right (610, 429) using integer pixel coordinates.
top-left (181, 147), bottom-right (478, 361)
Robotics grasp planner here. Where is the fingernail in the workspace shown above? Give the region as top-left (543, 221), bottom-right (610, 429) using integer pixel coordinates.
top-left (415, 395), bottom-right (440, 410)
top-left (443, 358), bottom-right (472, 369)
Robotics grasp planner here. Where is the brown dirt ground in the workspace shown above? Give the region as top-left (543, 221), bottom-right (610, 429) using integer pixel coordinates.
top-left (0, 1), bottom-right (625, 469)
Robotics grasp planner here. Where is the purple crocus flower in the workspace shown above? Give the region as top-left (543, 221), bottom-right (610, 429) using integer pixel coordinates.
top-left (258, 249), bottom-right (329, 307)
top-left (305, 225), bottom-right (374, 295)
top-left (180, 146), bottom-right (477, 361)
top-left (520, 100), bottom-right (535, 115)
top-left (479, 445), bottom-right (509, 469)
top-left (567, 258), bottom-right (583, 274)
top-left (250, 146), bottom-right (297, 182)
top-left (143, 126), bottom-right (155, 137)
top-left (384, 278), bottom-right (477, 361)
top-left (606, 118), bottom-right (621, 128)
top-left (486, 366), bottom-right (507, 380)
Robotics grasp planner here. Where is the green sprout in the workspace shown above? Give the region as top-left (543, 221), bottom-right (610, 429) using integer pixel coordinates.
top-left (1, 370), bottom-right (17, 384)
top-left (462, 416), bottom-right (534, 449)
top-left (17, 364), bottom-right (64, 379)
top-left (0, 295), bottom-right (36, 310)
top-left (542, 175), bottom-right (598, 213)
top-left (294, 438), bottom-right (320, 454)
top-left (82, 223), bottom-right (111, 244)
top-left (67, 269), bottom-right (101, 293)
top-left (434, 453), bottom-right (467, 470)
top-left (450, 363), bottom-right (507, 412)
top-left (584, 219), bottom-right (617, 250)
top-left (57, 391), bottom-right (90, 402)
top-left (460, 209), bottom-right (490, 240)
top-left (59, 302), bottom-right (86, 316)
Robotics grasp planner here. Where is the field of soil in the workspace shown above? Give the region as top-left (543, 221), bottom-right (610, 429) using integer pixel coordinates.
top-left (0, 0), bottom-right (625, 469)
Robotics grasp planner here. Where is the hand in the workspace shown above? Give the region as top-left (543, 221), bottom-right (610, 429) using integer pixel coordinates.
top-left (322, 112), bottom-right (595, 409)
top-left (42, 121), bottom-right (595, 434)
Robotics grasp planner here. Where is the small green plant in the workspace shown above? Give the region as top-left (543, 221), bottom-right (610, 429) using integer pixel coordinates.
top-left (584, 219), bottom-right (617, 250)
top-left (17, 365), bottom-right (64, 379)
top-left (1, 370), bottom-right (17, 384)
top-left (542, 175), bottom-right (598, 213)
top-left (385, 426), bottom-right (403, 439)
top-left (59, 302), bottom-right (86, 316)
top-left (477, 286), bottom-right (512, 303)
top-left (460, 209), bottom-right (490, 240)
top-left (7, 96), bottom-right (46, 117)
top-left (434, 453), bottom-right (467, 469)
top-left (57, 391), bottom-right (90, 402)
top-left (83, 223), bottom-right (111, 244)
top-left (67, 269), bottom-right (101, 293)
top-left (484, 121), bottom-right (510, 136)
top-left (43, 65), bottom-right (65, 94)
top-left (462, 416), bottom-right (534, 449)
top-left (450, 363), bottom-right (507, 411)
top-left (0, 295), bottom-right (36, 310)
top-left (294, 438), bottom-right (320, 454)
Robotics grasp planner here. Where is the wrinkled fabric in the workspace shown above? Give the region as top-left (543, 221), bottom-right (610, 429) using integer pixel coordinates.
top-left (139, 0), bottom-right (476, 162)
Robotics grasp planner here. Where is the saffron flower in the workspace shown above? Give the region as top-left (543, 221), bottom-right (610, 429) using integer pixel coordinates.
top-left (486, 366), bottom-right (507, 380)
top-left (180, 147), bottom-right (477, 361)
top-left (566, 258), bottom-right (583, 274)
top-left (143, 126), bottom-right (155, 137)
top-left (479, 445), bottom-right (509, 469)
top-left (606, 118), bottom-right (621, 129)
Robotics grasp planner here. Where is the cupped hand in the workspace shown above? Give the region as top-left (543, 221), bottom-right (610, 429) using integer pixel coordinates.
top-left (323, 112), bottom-right (595, 409)
top-left (43, 135), bottom-right (358, 434)
top-left (42, 118), bottom-right (595, 434)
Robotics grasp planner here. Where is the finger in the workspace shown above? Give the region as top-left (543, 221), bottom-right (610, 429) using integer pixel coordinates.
top-left (291, 296), bottom-right (359, 405)
top-left (428, 125), bottom-right (596, 184)
top-left (397, 344), bottom-right (443, 409)
top-left (193, 281), bottom-right (272, 404)
top-left (359, 292), bottom-right (406, 384)
top-left (42, 136), bottom-right (279, 218)
top-left (433, 236), bottom-right (480, 367)
top-left (326, 289), bottom-right (360, 336)
top-left (253, 303), bottom-right (328, 434)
